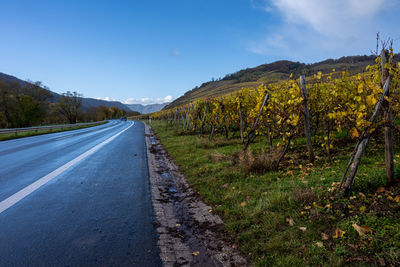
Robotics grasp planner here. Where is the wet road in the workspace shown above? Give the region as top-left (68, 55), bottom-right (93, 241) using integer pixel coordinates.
top-left (0, 120), bottom-right (161, 266)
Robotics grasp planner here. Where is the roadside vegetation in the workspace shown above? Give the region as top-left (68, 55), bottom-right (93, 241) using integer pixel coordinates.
top-left (0, 121), bottom-right (108, 142)
top-left (146, 45), bottom-right (400, 265)
top-left (150, 120), bottom-right (400, 266)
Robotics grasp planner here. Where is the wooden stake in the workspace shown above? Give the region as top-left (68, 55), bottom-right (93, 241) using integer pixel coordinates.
top-left (244, 88), bottom-right (269, 150)
top-left (300, 75), bottom-right (315, 163)
top-left (342, 77), bottom-right (391, 196)
top-left (381, 49), bottom-right (395, 185)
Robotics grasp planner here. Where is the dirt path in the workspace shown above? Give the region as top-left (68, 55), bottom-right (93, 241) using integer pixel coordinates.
top-left (145, 124), bottom-right (248, 267)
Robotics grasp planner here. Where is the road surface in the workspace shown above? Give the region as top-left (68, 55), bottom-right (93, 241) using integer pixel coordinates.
top-left (0, 120), bottom-right (161, 266)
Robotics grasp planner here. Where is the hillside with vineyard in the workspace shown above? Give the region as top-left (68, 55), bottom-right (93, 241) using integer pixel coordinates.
top-left (165, 54), bottom-right (400, 109)
top-left (144, 47), bottom-right (400, 265)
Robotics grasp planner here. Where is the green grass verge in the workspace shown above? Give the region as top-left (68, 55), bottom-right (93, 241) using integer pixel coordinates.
top-left (0, 121), bottom-right (108, 141)
top-left (150, 120), bottom-right (400, 266)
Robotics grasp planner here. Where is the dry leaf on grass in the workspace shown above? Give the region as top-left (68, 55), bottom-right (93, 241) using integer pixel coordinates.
top-left (376, 187), bottom-right (385, 193)
top-left (333, 228), bottom-right (345, 238)
top-left (221, 183), bottom-right (229, 188)
top-left (299, 227), bottom-right (307, 231)
top-left (286, 217), bottom-right (295, 226)
top-left (352, 224), bottom-right (372, 236)
top-left (239, 201), bottom-right (247, 207)
top-left (321, 232), bottom-right (329, 240)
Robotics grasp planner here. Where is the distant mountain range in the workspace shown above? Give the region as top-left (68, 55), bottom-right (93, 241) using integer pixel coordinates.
top-left (165, 54), bottom-right (400, 109)
top-left (0, 72), bottom-right (130, 112)
top-left (126, 103), bottom-right (169, 114)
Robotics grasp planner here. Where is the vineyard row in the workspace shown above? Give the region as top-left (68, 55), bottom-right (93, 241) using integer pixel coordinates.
top-left (148, 49), bottom-right (400, 195)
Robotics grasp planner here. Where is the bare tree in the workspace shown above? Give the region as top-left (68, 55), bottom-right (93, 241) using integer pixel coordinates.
top-left (56, 91), bottom-right (82, 124)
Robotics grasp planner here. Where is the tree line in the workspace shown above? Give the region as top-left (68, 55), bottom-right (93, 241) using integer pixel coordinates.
top-left (0, 80), bottom-right (135, 128)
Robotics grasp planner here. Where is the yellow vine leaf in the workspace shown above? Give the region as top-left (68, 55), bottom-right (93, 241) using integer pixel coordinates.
top-left (366, 94), bottom-right (377, 106)
top-left (357, 83), bottom-right (364, 93)
top-left (350, 128), bottom-right (359, 138)
top-left (333, 228), bottom-right (345, 238)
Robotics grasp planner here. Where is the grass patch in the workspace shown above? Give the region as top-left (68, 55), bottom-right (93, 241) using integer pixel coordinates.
top-left (150, 120), bottom-right (400, 266)
top-left (0, 121), bottom-right (108, 141)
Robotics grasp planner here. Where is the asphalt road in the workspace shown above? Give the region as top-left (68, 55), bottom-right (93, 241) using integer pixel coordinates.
top-left (0, 120), bottom-right (161, 266)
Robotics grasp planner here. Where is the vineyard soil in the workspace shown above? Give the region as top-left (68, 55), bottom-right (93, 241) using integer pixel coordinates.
top-left (150, 120), bottom-right (400, 266)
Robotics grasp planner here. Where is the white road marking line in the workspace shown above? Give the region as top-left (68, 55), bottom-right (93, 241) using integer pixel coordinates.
top-left (0, 121), bottom-right (134, 214)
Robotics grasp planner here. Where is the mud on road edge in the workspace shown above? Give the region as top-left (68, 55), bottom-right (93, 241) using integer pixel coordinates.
top-left (145, 124), bottom-right (248, 267)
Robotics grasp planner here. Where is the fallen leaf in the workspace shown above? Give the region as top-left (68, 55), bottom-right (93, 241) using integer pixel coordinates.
top-left (378, 258), bottom-right (386, 266)
top-left (299, 227), bottom-right (307, 231)
top-left (359, 192), bottom-right (366, 200)
top-left (352, 224), bottom-right (372, 236)
top-left (347, 257), bottom-right (363, 262)
top-left (239, 201), bottom-right (247, 207)
top-left (221, 183), bottom-right (229, 188)
top-left (395, 196), bottom-right (400, 203)
top-left (347, 243), bottom-right (358, 249)
top-left (359, 206), bottom-right (366, 212)
top-left (208, 209), bottom-right (213, 213)
top-left (192, 251), bottom-right (200, 256)
top-left (232, 244), bottom-right (237, 249)
top-left (376, 187), bottom-right (385, 193)
top-left (333, 228), bottom-right (345, 238)
top-left (321, 232), bottom-right (329, 240)
top-left (361, 238), bottom-right (371, 246)
top-left (315, 241), bottom-right (324, 248)
top-left (286, 217), bottom-right (295, 226)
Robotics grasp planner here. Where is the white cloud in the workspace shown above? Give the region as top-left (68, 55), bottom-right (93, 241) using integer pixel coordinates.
top-left (270, 0), bottom-right (385, 36)
top-left (247, 0), bottom-right (398, 61)
top-left (124, 95), bottom-right (174, 105)
top-left (103, 97), bottom-right (116, 102)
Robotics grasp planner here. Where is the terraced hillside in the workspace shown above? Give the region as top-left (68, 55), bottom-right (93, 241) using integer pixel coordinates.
top-left (165, 55), bottom-right (399, 109)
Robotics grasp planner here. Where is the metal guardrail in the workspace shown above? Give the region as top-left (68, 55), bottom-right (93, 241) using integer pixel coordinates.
top-left (0, 121), bottom-right (107, 135)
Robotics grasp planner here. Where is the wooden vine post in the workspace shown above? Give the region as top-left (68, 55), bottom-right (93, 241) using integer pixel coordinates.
top-left (381, 49), bottom-right (395, 185)
top-left (244, 87), bottom-right (269, 150)
top-left (300, 75), bottom-right (315, 163)
top-left (209, 100), bottom-right (221, 140)
top-left (340, 77), bottom-right (391, 196)
top-left (238, 96), bottom-right (245, 144)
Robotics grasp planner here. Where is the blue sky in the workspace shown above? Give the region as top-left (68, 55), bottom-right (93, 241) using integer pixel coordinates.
top-left (1, 0), bottom-right (399, 104)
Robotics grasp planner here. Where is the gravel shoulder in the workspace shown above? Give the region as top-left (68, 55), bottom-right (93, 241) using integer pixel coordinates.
top-left (145, 124), bottom-right (248, 267)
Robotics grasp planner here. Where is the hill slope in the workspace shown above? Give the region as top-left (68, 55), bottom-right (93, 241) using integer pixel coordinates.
top-left (165, 55), bottom-right (399, 109)
top-left (0, 72), bottom-right (131, 111)
top-left (126, 103), bottom-right (169, 114)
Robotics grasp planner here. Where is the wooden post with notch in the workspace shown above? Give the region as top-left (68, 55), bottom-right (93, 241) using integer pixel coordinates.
top-left (381, 49), bottom-right (395, 185)
top-left (341, 77), bottom-right (391, 196)
top-left (300, 75), bottom-right (315, 163)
